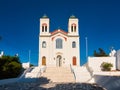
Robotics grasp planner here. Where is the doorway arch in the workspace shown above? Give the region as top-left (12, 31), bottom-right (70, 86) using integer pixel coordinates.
top-left (56, 55), bottom-right (62, 67)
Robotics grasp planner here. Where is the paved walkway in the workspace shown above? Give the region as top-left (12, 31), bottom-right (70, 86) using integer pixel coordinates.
top-left (94, 75), bottom-right (120, 90)
top-left (0, 78), bottom-right (106, 90)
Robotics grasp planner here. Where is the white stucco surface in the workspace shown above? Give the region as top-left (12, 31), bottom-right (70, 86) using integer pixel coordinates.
top-left (22, 62), bottom-right (30, 69)
top-left (88, 57), bottom-right (116, 71)
top-left (39, 15), bottom-right (80, 67)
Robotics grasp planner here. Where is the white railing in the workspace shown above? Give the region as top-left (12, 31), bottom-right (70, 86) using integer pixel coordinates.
top-left (19, 67), bottom-right (34, 78)
top-left (84, 62), bottom-right (93, 77)
top-left (83, 63), bottom-right (95, 82)
top-left (36, 70), bottom-right (41, 78)
top-left (70, 64), bottom-right (76, 80)
top-left (40, 66), bottom-right (47, 73)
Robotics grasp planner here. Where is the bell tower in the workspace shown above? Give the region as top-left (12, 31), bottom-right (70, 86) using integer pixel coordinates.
top-left (40, 14), bottom-right (50, 35)
top-left (68, 15), bottom-right (79, 36)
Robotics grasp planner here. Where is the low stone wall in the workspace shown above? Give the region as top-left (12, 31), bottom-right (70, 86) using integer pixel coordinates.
top-left (88, 57), bottom-right (116, 72)
top-left (93, 71), bottom-right (120, 76)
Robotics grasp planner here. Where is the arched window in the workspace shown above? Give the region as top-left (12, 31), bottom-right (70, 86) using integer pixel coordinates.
top-left (72, 41), bottom-right (76, 48)
top-left (56, 38), bottom-right (63, 49)
top-left (42, 41), bottom-right (46, 48)
top-left (73, 57), bottom-right (76, 65)
top-left (74, 26), bottom-right (76, 32)
top-left (45, 26), bottom-right (47, 32)
top-left (42, 26), bottom-right (44, 32)
top-left (71, 26), bottom-right (73, 32)
top-left (71, 23), bottom-right (76, 32)
top-left (42, 23), bottom-right (47, 32)
top-left (42, 56), bottom-right (46, 65)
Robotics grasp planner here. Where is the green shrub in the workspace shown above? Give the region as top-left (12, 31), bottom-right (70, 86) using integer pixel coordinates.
top-left (0, 55), bottom-right (22, 79)
top-left (101, 62), bottom-right (113, 71)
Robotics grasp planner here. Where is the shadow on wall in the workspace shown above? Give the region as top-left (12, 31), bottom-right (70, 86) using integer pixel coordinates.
top-left (94, 75), bottom-right (120, 90)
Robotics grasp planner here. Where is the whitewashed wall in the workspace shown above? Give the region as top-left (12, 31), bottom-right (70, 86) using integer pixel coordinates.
top-left (39, 33), bottom-right (80, 67)
top-left (116, 50), bottom-right (120, 70)
top-left (0, 51), bottom-right (4, 57)
top-left (39, 16), bottom-right (80, 67)
top-left (88, 57), bottom-right (116, 71)
top-left (22, 62), bottom-right (30, 69)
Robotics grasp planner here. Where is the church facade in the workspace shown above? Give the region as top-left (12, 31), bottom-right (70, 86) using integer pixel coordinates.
top-left (39, 15), bottom-right (80, 67)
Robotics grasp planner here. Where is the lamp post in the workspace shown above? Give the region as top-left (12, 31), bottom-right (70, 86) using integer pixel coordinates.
top-left (85, 37), bottom-right (88, 61)
top-left (29, 50), bottom-right (31, 67)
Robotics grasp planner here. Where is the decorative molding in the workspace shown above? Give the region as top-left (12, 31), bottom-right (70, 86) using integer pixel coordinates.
top-left (51, 34), bottom-right (67, 41)
top-left (56, 52), bottom-right (63, 55)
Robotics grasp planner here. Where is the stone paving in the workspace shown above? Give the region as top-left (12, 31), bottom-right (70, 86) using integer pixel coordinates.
top-left (0, 78), bottom-right (106, 90)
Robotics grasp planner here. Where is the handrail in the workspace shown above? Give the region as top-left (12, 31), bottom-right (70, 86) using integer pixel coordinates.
top-left (85, 62), bottom-right (93, 77)
top-left (84, 63), bottom-right (95, 82)
top-left (70, 64), bottom-right (76, 80)
top-left (36, 68), bottom-right (41, 78)
top-left (19, 67), bottom-right (34, 78)
top-left (40, 66), bottom-right (47, 73)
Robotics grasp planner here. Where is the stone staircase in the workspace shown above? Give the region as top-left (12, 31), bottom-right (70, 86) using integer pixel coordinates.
top-left (41, 67), bottom-right (75, 82)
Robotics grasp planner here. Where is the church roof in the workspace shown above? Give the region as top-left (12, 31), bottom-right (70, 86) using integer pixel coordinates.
top-left (51, 29), bottom-right (68, 36)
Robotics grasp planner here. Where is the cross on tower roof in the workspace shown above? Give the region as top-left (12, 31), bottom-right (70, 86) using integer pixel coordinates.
top-left (70, 15), bottom-right (76, 19)
top-left (42, 14), bottom-right (48, 18)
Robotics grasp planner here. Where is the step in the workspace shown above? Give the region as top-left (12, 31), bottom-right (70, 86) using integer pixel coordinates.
top-left (50, 79), bottom-right (75, 82)
top-left (45, 70), bottom-right (72, 73)
top-left (42, 71), bottom-right (72, 74)
top-left (46, 77), bottom-right (75, 80)
top-left (41, 67), bottom-right (75, 82)
top-left (46, 67), bottom-right (70, 69)
top-left (42, 75), bottom-right (75, 79)
top-left (46, 69), bottom-right (71, 71)
top-left (42, 74), bottom-right (74, 77)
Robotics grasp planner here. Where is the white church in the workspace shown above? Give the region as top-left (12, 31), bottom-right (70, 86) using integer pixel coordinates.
top-left (24, 15), bottom-right (120, 83)
top-left (0, 15), bottom-right (120, 89)
top-left (39, 15), bottom-right (80, 67)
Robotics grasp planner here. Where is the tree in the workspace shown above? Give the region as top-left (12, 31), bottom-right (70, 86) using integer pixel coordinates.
top-left (94, 50), bottom-right (98, 56)
top-left (101, 62), bottom-right (113, 71)
top-left (0, 55), bottom-right (22, 79)
top-left (30, 64), bottom-right (34, 67)
top-left (93, 48), bottom-right (108, 57)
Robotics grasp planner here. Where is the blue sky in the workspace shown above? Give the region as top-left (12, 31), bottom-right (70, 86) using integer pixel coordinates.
top-left (0, 0), bottom-right (120, 66)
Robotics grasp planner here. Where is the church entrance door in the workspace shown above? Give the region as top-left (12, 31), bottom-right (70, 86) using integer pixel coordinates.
top-left (42, 56), bottom-right (46, 65)
top-left (56, 55), bottom-right (62, 67)
top-left (73, 57), bottom-right (76, 65)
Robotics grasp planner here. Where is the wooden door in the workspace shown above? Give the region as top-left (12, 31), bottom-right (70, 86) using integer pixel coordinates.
top-left (42, 57), bottom-right (46, 65)
top-left (73, 57), bottom-right (76, 65)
